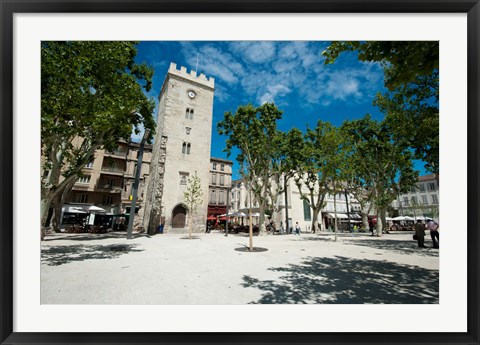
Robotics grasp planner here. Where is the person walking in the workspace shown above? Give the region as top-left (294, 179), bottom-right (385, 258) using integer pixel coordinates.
top-left (295, 222), bottom-right (301, 236)
top-left (414, 219), bottom-right (427, 248)
top-left (427, 219), bottom-right (439, 248)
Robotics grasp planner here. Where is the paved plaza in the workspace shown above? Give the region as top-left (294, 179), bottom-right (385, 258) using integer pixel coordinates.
top-left (41, 231), bottom-right (439, 305)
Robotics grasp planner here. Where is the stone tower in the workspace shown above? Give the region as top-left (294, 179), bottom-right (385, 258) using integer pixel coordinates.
top-left (143, 62), bottom-right (214, 234)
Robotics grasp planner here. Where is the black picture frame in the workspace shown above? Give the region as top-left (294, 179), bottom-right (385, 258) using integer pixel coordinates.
top-left (1, 1), bottom-right (478, 344)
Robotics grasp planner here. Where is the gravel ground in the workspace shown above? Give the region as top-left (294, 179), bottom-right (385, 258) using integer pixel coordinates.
top-left (41, 230), bottom-right (439, 305)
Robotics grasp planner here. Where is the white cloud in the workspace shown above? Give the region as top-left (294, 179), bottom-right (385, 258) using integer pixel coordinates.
top-left (178, 41), bottom-right (384, 107)
top-left (181, 43), bottom-right (245, 85)
top-left (259, 84), bottom-right (292, 104)
top-left (230, 41), bottom-right (277, 64)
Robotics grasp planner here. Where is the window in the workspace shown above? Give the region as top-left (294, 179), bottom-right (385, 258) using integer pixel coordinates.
top-left (219, 191), bottom-right (225, 204)
top-left (182, 142), bottom-right (191, 155)
top-left (411, 196), bottom-right (418, 205)
top-left (220, 164), bottom-right (225, 171)
top-left (213, 163), bottom-right (217, 170)
top-left (432, 194), bottom-right (438, 204)
top-left (77, 175), bottom-right (91, 184)
top-left (211, 174), bottom-right (217, 185)
top-left (422, 195), bottom-right (428, 204)
top-left (179, 172), bottom-right (189, 185)
top-left (429, 182), bottom-right (436, 191)
top-left (220, 175), bottom-right (225, 186)
top-left (210, 190), bottom-right (217, 204)
top-left (403, 197), bottom-right (409, 206)
top-left (85, 162), bottom-right (94, 168)
top-left (102, 177), bottom-right (116, 188)
top-left (103, 195), bottom-right (113, 204)
top-left (303, 199), bottom-right (311, 221)
top-left (419, 184), bottom-right (425, 192)
top-left (185, 127), bottom-right (191, 135)
top-left (185, 108), bottom-right (194, 120)
top-left (75, 194), bottom-right (88, 203)
top-left (410, 186), bottom-right (416, 193)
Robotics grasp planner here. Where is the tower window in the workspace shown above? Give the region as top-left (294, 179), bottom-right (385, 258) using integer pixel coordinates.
top-left (182, 142), bottom-right (191, 155)
top-left (185, 108), bottom-right (194, 120)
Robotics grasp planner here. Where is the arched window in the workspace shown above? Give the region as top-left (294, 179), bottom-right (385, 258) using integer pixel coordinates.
top-left (185, 108), bottom-right (194, 120)
top-left (186, 143), bottom-right (191, 154)
top-left (182, 142), bottom-right (187, 154)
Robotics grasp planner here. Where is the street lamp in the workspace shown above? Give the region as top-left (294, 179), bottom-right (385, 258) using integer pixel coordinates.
top-left (127, 128), bottom-right (151, 240)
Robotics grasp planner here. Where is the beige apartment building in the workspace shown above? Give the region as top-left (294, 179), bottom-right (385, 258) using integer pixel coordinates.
top-left (392, 174), bottom-right (439, 219)
top-left (60, 140), bottom-right (152, 229)
top-left (208, 157), bottom-right (234, 217)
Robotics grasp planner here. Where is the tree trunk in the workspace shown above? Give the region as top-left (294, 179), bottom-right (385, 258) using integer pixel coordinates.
top-left (258, 202), bottom-right (266, 236)
top-left (361, 212), bottom-right (369, 230)
top-left (189, 213), bottom-right (193, 239)
top-left (376, 209), bottom-right (384, 237)
top-left (51, 197), bottom-right (63, 233)
top-left (311, 208), bottom-right (320, 233)
top-left (249, 211), bottom-right (253, 251)
top-left (333, 191), bottom-right (338, 242)
top-left (380, 208), bottom-right (387, 234)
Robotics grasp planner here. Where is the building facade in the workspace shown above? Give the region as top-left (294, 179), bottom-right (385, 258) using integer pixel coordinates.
top-left (143, 63), bottom-right (215, 233)
top-left (229, 175), bottom-right (364, 232)
top-left (60, 140), bottom-right (152, 228)
top-left (392, 174), bottom-right (439, 219)
top-left (208, 158), bottom-right (234, 217)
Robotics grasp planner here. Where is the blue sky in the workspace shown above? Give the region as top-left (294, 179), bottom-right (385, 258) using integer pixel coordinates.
top-left (133, 41), bottom-right (426, 179)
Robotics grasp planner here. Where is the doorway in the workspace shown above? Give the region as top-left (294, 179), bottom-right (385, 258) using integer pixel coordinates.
top-left (172, 205), bottom-right (187, 228)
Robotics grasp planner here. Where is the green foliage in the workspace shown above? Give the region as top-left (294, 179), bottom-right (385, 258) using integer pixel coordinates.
top-left (341, 115), bottom-right (419, 212)
top-left (217, 102), bottom-right (283, 174)
top-left (184, 171), bottom-right (203, 213)
top-left (323, 41), bottom-right (439, 90)
top-left (375, 71), bottom-right (439, 174)
top-left (323, 41), bottom-right (439, 176)
top-left (41, 41), bottom-right (155, 155)
top-left (40, 41), bottom-right (156, 223)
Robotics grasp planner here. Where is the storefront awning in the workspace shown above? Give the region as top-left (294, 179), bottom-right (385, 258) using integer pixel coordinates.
top-left (327, 213), bottom-right (348, 219)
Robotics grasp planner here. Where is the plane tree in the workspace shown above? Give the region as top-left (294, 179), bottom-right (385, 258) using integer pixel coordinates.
top-left (323, 41), bottom-right (439, 181)
top-left (341, 115), bottom-right (418, 236)
top-left (41, 41), bottom-right (155, 233)
top-left (217, 103), bottom-right (283, 245)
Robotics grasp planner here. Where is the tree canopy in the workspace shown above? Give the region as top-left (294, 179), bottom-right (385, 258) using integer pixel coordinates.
top-left (323, 41), bottom-right (439, 177)
top-left (41, 41), bottom-right (156, 228)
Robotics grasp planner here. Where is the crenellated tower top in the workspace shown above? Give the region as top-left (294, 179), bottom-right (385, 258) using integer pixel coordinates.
top-left (167, 62), bottom-right (215, 89)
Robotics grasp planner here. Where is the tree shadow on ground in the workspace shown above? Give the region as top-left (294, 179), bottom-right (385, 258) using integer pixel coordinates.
top-left (43, 232), bottom-right (151, 242)
top-left (41, 244), bottom-right (144, 266)
top-left (342, 238), bottom-right (439, 258)
top-left (242, 255), bottom-right (438, 304)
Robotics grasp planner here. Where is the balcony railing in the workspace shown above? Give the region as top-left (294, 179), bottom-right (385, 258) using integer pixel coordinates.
top-left (101, 166), bottom-right (126, 173)
top-left (105, 150), bottom-right (127, 157)
top-left (97, 184), bottom-right (123, 193)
